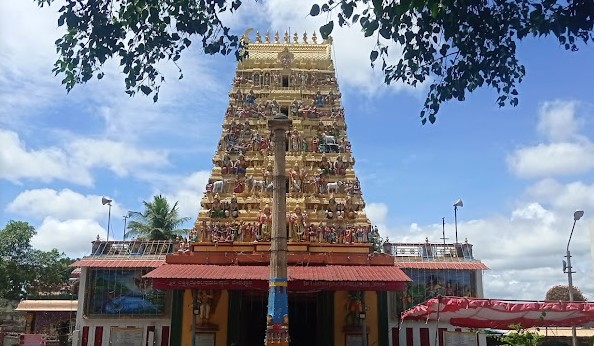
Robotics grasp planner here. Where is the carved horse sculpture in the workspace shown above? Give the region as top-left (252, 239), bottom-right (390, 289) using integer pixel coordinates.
top-left (211, 180), bottom-right (229, 193)
top-left (327, 181), bottom-right (344, 194)
top-left (246, 176), bottom-right (272, 193)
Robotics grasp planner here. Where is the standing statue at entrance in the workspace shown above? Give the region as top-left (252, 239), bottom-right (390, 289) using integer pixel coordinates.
top-left (196, 289), bottom-right (214, 325)
top-left (346, 291), bottom-right (365, 327)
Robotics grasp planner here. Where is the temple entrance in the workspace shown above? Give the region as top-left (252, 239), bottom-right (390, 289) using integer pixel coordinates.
top-left (288, 292), bottom-right (317, 346)
top-left (228, 290), bottom-right (333, 346)
top-left (238, 291), bottom-right (267, 346)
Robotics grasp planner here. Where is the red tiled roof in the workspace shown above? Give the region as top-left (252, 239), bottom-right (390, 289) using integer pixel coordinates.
top-left (145, 264), bottom-right (266, 280)
top-left (289, 265), bottom-right (411, 282)
top-left (144, 264), bottom-right (410, 291)
top-left (71, 259), bottom-right (165, 268)
top-left (145, 264), bottom-right (410, 282)
top-left (395, 261), bottom-right (489, 270)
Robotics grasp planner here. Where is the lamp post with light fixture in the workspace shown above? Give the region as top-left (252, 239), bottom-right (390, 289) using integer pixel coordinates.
top-left (122, 215), bottom-right (129, 241)
top-left (453, 199), bottom-right (463, 244)
top-left (566, 210), bottom-right (584, 346)
top-left (101, 197), bottom-right (113, 241)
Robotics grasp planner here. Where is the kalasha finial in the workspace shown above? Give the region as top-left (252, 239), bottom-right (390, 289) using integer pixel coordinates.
top-left (255, 31), bottom-right (262, 43)
top-left (312, 32), bottom-right (318, 44)
top-left (284, 31), bottom-right (289, 43)
top-left (303, 31), bottom-right (308, 44)
top-left (293, 32), bottom-right (299, 44)
top-left (265, 31), bottom-right (270, 43)
top-left (274, 31), bottom-right (280, 43)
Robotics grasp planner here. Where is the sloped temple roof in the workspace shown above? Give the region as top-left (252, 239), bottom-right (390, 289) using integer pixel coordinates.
top-left (144, 264), bottom-right (411, 291)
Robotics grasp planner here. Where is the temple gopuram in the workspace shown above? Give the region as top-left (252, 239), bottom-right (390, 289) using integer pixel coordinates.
top-left (144, 30), bottom-right (411, 346)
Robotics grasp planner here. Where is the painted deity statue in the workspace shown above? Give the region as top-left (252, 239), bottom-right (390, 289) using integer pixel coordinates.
top-left (258, 204), bottom-right (272, 241)
top-left (196, 289), bottom-right (214, 325)
top-left (289, 207), bottom-right (307, 241)
top-left (210, 194), bottom-right (225, 218)
top-left (220, 154), bottom-right (233, 174)
top-left (289, 164), bottom-right (304, 193)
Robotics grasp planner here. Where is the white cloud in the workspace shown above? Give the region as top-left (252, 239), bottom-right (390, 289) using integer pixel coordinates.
top-left (67, 138), bottom-right (168, 176)
top-left (507, 100), bottom-right (594, 178)
top-left (373, 199), bottom-right (594, 300)
top-left (537, 100), bottom-right (581, 141)
top-left (162, 171), bottom-right (211, 223)
top-left (7, 188), bottom-right (124, 257)
top-left (507, 141), bottom-right (594, 178)
top-left (525, 179), bottom-right (594, 214)
top-left (0, 0), bottom-right (226, 152)
top-left (365, 202), bottom-right (389, 225)
top-left (6, 188), bottom-right (123, 221)
top-left (0, 129), bottom-right (92, 185)
top-left (0, 129), bottom-right (170, 185)
top-left (32, 217), bottom-right (107, 259)
top-left (0, 1), bottom-right (66, 127)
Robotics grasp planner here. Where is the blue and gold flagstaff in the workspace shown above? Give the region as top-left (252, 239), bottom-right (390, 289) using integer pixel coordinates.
top-left (265, 113), bottom-right (292, 346)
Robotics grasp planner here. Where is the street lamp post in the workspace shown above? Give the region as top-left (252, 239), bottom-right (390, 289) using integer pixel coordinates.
top-left (566, 210), bottom-right (584, 346)
top-left (453, 199), bottom-right (463, 244)
top-left (122, 215), bottom-right (129, 241)
top-left (101, 197), bottom-right (113, 241)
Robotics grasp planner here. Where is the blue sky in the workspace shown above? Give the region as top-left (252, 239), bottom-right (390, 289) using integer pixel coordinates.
top-left (2, 0), bottom-right (594, 301)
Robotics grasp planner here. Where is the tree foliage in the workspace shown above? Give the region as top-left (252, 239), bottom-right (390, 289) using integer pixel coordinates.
top-left (35, 0), bottom-right (244, 102)
top-left (311, 0), bottom-right (594, 124)
top-left (36, 0), bottom-right (594, 123)
top-left (0, 221), bottom-right (76, 301)
top-left (126, 195), bottom-right (190, 240)
top-left (500, 324), bottom-right (543, 346)
top-left (545, 284), bottom-right (587, 301)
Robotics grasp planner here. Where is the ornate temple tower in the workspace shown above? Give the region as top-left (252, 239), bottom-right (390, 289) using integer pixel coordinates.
top-left (181, 30), bottom-right (393, 346)
top-left (197, 30), bottom-right (375, 250)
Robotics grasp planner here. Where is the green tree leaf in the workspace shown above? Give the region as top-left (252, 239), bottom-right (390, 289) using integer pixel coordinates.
top-left (310, 4), bottom-right (320, 16)
top-left (125, 195), bottom-right (190, 240)
top-left (38, 0), bottom-right (594, 124)
top-left (320, 21), bottom-right (334, 39)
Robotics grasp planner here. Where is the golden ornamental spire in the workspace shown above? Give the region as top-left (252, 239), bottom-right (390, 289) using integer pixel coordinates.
top-left (265, 31), bottom-right (270, 43)
top-left (303, 31), bottom-right (308, 44)
top-left (255, 31), bottom-right (262, 43)
top-left (312, 32), bottom-right (318, 44)
top-left (274, 31), bottom-right (280, 43)
top-left (293, 32), bottom-right (298, 44)
top-left (284, 31), bottom-right (289, 44)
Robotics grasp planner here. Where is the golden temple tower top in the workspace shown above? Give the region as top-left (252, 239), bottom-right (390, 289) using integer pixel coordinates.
top-left (238, 30), bottom-right (334, 71)
top-left (191, 29), bottom-right (382, 251)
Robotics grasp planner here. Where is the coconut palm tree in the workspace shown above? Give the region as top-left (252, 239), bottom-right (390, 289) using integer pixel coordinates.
top-left (125, 195), bottom-right (190, 240)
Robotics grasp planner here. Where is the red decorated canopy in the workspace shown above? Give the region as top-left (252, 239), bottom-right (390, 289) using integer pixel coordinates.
top-left (401, 296), bottom-right (594, 329)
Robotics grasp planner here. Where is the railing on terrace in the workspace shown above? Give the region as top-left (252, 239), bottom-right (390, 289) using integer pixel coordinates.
top-left (89, 240), bottom-right (179, 257)
top-left (384, 241), bottom-right (474, 260)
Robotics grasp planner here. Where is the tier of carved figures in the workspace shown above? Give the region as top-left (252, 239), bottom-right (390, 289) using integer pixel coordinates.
top-left (190, 217), bottom-right (381, 246)
top-left (194, 48), bottom-right (379, 248)
top-left (246, 30), bottom-right (325, 45)
top-left (232, 70), bottom-right (338, 89)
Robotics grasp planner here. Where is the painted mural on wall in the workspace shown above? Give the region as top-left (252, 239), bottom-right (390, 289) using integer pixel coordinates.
top-left (86, 269), bottom-right (166, 316)
top-left (390, 269), bottom-right (476, 320)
